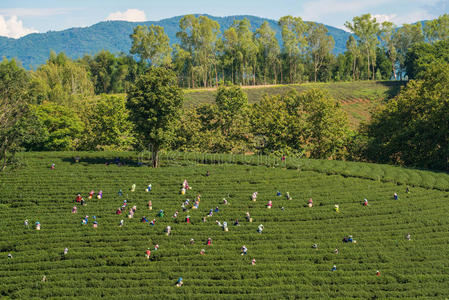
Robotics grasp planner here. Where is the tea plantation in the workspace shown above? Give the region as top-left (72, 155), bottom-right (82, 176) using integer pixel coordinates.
top-left (1, 152), bottom-right (449, 299)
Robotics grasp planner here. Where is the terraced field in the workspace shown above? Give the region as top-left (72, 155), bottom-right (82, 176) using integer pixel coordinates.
top-left (1, 152), bottom-right (449, 299)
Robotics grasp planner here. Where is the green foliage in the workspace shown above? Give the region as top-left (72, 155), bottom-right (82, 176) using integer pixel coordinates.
top-left (0, 58), bottom-right (31, 170)
top-left (363, 61), bottom-right (449, 170)
top-left (130, 25), bottom-right (172, 66)
top-left (126, 67), bottom-right (183, 166)
top-left (30, 52), bottom-right (94, 105)
top-left (251, 89), bottom-right (350, 158)
top-left (25, 102), bottom-right (84, 151)
top-left (79, 95), bottom-right (135, 151)
top-left (405, 40), bottom-right (449, 80)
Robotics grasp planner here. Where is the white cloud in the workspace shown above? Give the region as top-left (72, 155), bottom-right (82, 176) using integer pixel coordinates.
top-left (106, 9), bottom-right (146, 22)
top-left (0, 15), bottom-right (38, 38)
top-left (372, 14), bottom-right (397, 23)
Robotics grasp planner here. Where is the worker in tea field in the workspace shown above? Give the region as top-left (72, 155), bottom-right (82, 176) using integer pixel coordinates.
top-left (148, 200), bottom-right (152, 210)
top-left (154, 244), bottom-right (159, 251)
top-left (363, 198), bottom-right (368, 206)
top-left (334, 204), bottom-right (340, 213)
top-left (234, 219), bottom-right (240, 226)
top-left (97, 190), bottom-right (102, 200)
top-left (116, 208), bottom-right (122, 215)
top-left (8, 253), bottom-right (12, 259)
top-left (141, 216), bottom-right (149, 223)
top-left (222, 198), bottom-right (228, 205)
top-left (192, 200), bottom-right (199, 209)
top-left (393, 192), bottom-right (398, 200)
top-left (157, 210), bottom-right (164, 217)
top-left (332, 265), bottom-right (337, 271)
top-left (145, 184), bottom-right (152, 192)
top-left (165, 226), bottom-right (171, 236)
top-left (182, 179), bottom-right (190, 190)
top-left (251, 192), bottom-right (258, 202)
top-left (35, 221), bottom-right (41, 230)
top-left (122, 200), bottom-right (128, 209)
top-left (88, 190), bottom-right (94, 199)
top-left (72, 206), bottom-right (77, 214)
top-left (128, 208), bottom-right (134, 218)
top-left (206, 170), bottom-right (210, 177)
top-left (207, 237), bottom-right (212, 245)
top-left (251, 258), bottom-right (256, 265)
top-left (266, 200), bottom-right (272, 209)
top-left (406, 233), bottom-right (411, 240)
top-left (119, 220), bottom-right (124, 227)
top-left (186, 215), bottom-right (190, 223)
top-left (223, 221), bottom-right (228, 232)
top-left (200, 249), bottom-right (205, 255)
top-left (24, 219), bottom-right (29, 228)
top-left (241, 245), bottom-right (248, 255)
top-left (308, 198), bottom-right (313, 207)
top-left (145, 248), bottom-right (151, 259)
top-left (334, 248), bottom-right (339, 254)
top-left (64, 248), bottom-right (68, 255)
top-left (286, 192), bottom-right (292, 200)
top-left (150, 219), bottom-right (156, 226)
top-left (176, 277), bottom-right (183, 287)
top-left (276, 191), bottom-right (281, 196)
top-left (75, 194), bottom-right (82, 203)
top-left (173, 210), bottom-right (179, 219)
top-left (214, 206), bottom-right (219, 213)
top-left (207, 209), bottom-right (213, 217)
top-left (118, 189), bottom-right (123, 196)
top-left (190, 238), bottom-right (195, 245)
top-left (131, 184), bottom-right (136, 192)
top-left (246, 212), bottom-right (252, 222)
top-left (312, 244), bottom-right (318, 249)
top-left (376, 270), bottom-right (381, 276)
top-left (50, 163), bottom-right (55, 170)
top-left (257, 224), bottom-right (264, 234)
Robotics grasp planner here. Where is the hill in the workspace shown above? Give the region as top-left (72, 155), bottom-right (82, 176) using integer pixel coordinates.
top-left (1, 151), bottom-right (449, 298)
top-left (0, 14), bottom-right (351, 69)
top-left (184, 81), bottom-right (405, 128)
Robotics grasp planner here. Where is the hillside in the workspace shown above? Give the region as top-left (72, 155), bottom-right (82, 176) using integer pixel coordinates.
top-left (184, 81), bottom-right (405, 128)
top-left (1, 152), bottom-right (449, 298)
top-left (0, 14), bottom-right (351, 69)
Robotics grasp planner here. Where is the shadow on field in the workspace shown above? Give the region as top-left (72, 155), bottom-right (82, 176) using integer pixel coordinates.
top-left (380, 81), bottom-right (407, 100)
top-left (62, 156), bottom-right (139, 167)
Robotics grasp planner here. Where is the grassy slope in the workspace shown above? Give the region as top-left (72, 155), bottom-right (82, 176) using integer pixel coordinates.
top-left (1, 152), bottom-right (449, 299)
top-left (184, 81), bottom-right (404, 128)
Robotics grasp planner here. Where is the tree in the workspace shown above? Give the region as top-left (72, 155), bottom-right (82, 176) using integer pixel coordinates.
top-left (255, 21), bottom-right (280, 84)
top-left (25, 102), bottom-right (84, 151)
top-left (424, 14), bottom-right (449, 43)
top-left (130, 25), bottom-right (172, 66)
top-left (380, 21), bottom-right (397, 79)
top-left (307, 23), bottom-right (335, 82)
top-left (346, 35), bottom-right (360, 80)
top-left (363, 61), bottom-right (449, 170)
top-left (279, 16), bottom-right (308, 83)
top-left (126, 67), bottom-right (183, 167)
top-left (394, 23), bottom-right (424, 79)
top-left (0, 58), bottom-right (30, 170)
top-left (345, 14), bottom-right (381, 80)
top-left (80, 95), bottom-right (135, 150)
top-left (30, 52), bottom-right (94, 105)
top-left (405, 40), bottom-right (449, 79)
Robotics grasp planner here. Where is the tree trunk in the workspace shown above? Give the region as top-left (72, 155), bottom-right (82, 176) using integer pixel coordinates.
top-left (366, 51), bottom-right (370, 80)
top-left (152, 146), bottom-right (159, 168)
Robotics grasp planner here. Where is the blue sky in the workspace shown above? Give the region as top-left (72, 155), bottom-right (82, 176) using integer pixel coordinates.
top-left (0, 0), bottom-right (448, 38)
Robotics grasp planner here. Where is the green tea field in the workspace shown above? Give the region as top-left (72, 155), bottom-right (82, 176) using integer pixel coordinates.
top-left (1, 152), bottom-right (449, 299)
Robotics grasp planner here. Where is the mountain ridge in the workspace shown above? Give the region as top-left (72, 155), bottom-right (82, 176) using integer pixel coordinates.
top-left (0, 14), bottom-right (351, 69)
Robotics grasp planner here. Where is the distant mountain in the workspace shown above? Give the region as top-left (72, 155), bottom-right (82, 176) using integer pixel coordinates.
top-left (0, 14), bottom-right (352, 69)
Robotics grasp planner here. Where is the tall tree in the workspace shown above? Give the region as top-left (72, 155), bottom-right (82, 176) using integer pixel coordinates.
top-left (126, 67), bottom-right (183, 167)
top-left (278, 16), bottom-right (308, 83)
top-left (424, 14), bottom-right (449, 43)
top-left (307, 23), bottom-right (335, 82)
top-left (346, 35), bottom-right (360, 80)
top-left (232, 18), bottom-right (258, 85)
top-left (345, 14), bottom-right (381, 80)
top-left (0, 58), bottom-right (30, 170)
top-left (394, 23), bottom-right (424, 79)
top-left (255, 21), bottom-right (280, 84)
top-left (130, 25), bottom-right (172, 66)
top-left (380, 21), bottom-right (397, 79)
top-left (176, 15), bottom-right (220, 88)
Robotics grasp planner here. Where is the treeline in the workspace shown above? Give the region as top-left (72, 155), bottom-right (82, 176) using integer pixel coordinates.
top-left (2, 15), bottom-right (449, 171)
